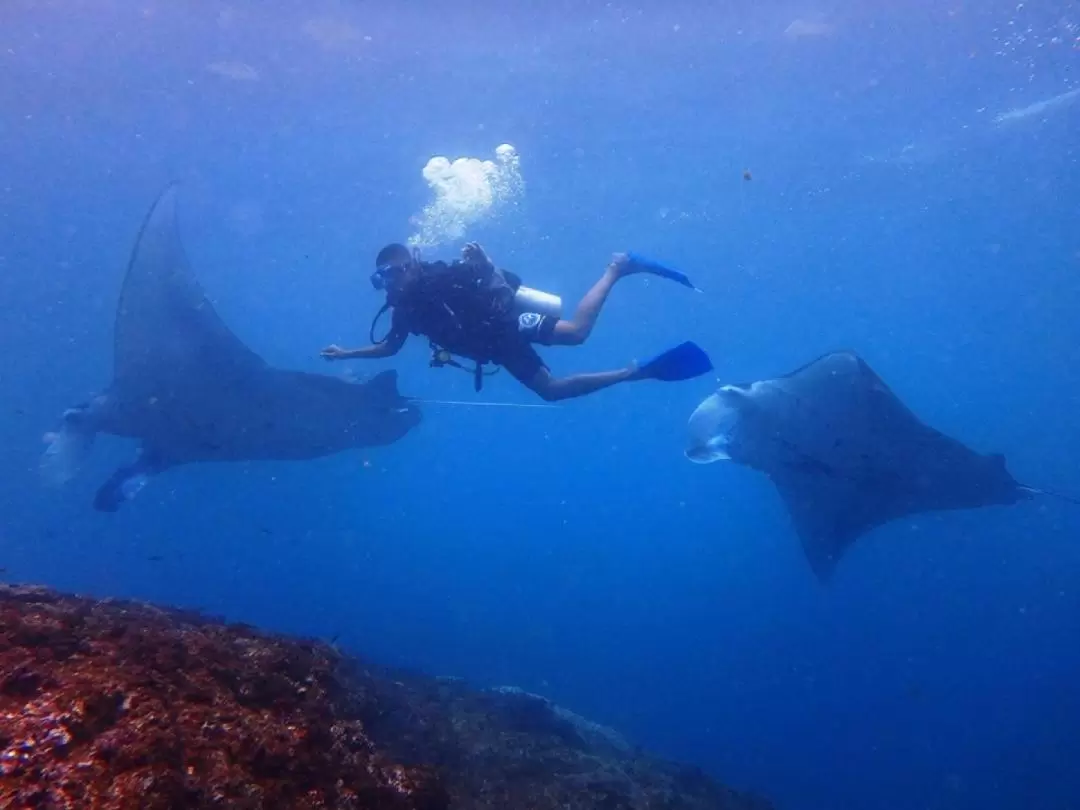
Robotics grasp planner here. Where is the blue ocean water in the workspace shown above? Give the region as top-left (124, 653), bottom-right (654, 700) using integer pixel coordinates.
top-left (2, 2), bottom-right (1079, 808)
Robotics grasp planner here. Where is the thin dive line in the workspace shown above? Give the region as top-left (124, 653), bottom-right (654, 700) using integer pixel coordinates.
top-left (411, 398), bottom-right (559, 410)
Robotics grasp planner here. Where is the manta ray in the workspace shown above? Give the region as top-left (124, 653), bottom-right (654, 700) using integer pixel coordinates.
top-left (685, 351), bottom-right (1071, 580)
top-left (41, 186), bottom-right (422, 511)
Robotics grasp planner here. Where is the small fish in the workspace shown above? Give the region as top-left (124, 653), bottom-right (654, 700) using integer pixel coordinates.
top-left (147, 555), bottom-right (164, 562)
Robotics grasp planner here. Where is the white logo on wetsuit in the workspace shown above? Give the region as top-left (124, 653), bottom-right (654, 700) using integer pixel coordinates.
top-left (518, 312), bottom-right (542, 331)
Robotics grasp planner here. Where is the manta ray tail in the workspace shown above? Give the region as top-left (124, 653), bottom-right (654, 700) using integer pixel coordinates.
top-left (39, 406), bottom-right (97, 486)
top-left (1020, 485), bottom-right (1080, 507)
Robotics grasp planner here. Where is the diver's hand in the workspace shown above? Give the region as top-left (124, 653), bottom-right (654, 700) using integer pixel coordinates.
top-left (462, 241), bottom-right (494, 269)
top-left (320, 344), bottom-right (350, 361)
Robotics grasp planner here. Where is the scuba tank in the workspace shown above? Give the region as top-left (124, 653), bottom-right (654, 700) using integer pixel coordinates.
top-left (512, 285), bottom-right (563, 319)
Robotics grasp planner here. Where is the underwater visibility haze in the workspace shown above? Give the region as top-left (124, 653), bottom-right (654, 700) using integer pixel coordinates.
top-left (2, 1), bottom-right (1079, 808)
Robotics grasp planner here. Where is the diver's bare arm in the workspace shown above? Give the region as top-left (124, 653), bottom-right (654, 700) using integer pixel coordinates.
top-left (322, 330), bottom-right (406, 360)
top-left (342, 345), bottom-right (394, 359)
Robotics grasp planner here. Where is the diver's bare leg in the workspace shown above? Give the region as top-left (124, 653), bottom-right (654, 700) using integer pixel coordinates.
top-left (548, 257), bottom-right (632, 346)
top-left (523, 366), bottom-right (640, 402)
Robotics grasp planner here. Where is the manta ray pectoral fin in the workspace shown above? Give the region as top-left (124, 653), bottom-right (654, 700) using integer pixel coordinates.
top-left (365, 369), bottom-right (404, 407)
top-left (93, 447), bottom-right (171, 513)
top-left (769, 472), bottom-right (866, 583)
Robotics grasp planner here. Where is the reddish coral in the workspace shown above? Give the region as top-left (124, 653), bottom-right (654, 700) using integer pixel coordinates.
top-left (0, 583), bottom-right (775, 810)
top-left (0, 585), bottom-right (445, 810)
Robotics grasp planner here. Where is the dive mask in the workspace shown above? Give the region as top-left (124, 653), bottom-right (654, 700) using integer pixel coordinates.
top-left (371, 263), bottom-right (406, 291)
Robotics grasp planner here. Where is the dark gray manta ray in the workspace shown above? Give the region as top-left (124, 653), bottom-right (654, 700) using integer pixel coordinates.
top-left (685, 351), bottom-right (1052, 581)
top-left (41, 186), bottom-right (422, 511)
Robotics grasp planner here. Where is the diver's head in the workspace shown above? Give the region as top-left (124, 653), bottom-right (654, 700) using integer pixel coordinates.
top-left (371, 243), bottom-right (419, 302)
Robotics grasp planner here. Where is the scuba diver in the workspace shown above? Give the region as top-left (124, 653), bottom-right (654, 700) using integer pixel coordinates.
top-left (320, 242), bottom-right (712, 402)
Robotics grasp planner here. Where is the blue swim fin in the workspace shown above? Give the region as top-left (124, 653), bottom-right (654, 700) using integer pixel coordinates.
top-left (638, 341), bottom-right (714, 382)
top-left (625, 253), bottom-right (700, 291)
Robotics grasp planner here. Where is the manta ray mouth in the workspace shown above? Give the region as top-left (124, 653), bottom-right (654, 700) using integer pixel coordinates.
top-left (684, 438), bottom-right (732, 465)
top-left (685, 390), bottom-right (738, 464)
top-left (685, 449), bottom-right (713, 465)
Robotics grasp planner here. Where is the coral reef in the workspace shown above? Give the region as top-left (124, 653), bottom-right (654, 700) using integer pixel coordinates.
top-left (0, 584), bottom-right (773, 810)
top-left (0, 585), bottom-right (443, 810)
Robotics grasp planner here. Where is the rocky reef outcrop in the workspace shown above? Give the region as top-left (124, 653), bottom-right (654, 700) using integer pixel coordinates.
top-left (0, 584), bottom-right (773, 810)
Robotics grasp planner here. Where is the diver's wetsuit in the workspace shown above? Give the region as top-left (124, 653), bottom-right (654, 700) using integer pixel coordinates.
top-left (389, 261), bottom-right (557, 383)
